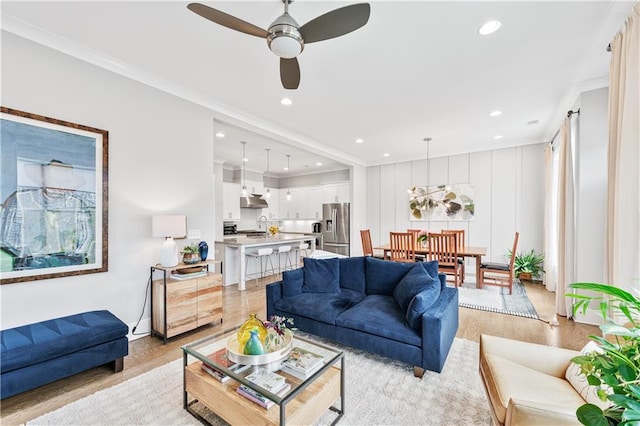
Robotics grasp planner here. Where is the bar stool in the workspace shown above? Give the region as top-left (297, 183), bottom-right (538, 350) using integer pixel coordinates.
top-left (245, 248), bottom-right (275, 284)
top-left (298, 243), bottom-right (310, 266)
top-left (276, 245), bottom-right (295, 277)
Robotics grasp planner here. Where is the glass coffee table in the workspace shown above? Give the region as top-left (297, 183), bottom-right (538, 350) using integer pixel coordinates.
top-left (182, 327), bottom-right (344, 425)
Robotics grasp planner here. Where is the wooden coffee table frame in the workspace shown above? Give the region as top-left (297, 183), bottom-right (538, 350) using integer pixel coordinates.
top-left (182, 334), bottom-right (345, 426)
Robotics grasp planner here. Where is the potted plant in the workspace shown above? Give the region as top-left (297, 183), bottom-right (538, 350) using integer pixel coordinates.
top-left (507, 249), bottom-right (545, 281)
top-left (181, 244), bottom-right (200, 264)
top-left (566, 283), bottom-right (640, 426)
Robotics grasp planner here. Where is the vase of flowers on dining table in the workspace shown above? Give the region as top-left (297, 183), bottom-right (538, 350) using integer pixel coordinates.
top-left (417, 230), bottom-right (428, 248)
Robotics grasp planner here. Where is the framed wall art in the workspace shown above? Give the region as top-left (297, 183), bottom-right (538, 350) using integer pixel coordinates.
top-left (408, 183), bottom-right (474, 221)
top-left (0, 107), bottom-right (109, 284)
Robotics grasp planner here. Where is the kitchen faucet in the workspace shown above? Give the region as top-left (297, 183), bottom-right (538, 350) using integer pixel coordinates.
top-left (257, 215), bottom-right (268, 231)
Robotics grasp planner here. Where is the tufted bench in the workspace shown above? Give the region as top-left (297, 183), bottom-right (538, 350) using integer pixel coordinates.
top-left (1, 310), bottom-right (129, 399)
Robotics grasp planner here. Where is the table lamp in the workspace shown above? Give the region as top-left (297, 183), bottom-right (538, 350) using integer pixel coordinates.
top-left (152, 215), bottom-right (187, 267)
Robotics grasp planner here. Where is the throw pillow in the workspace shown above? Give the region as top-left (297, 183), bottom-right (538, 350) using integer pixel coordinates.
top-left (565, 341), bottom-right (612, 409)
top-left (302, 257), bottom-right (340, 293)
top-left (282, 268), bottom-right (304, 297)
top-left (365, 257), bottom-right (415, 295)
top-left (405, 286), bottom-right (441, 330)
top-left (393, 264), bottom-right (440, 312)
top-left (339, 257), bottom-right (366, 293)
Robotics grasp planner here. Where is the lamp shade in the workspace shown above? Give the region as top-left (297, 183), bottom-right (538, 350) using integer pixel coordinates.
top-left (152, 215), bottom-right (186, 267)
top-left (152, 215), bottom-right (186, 238)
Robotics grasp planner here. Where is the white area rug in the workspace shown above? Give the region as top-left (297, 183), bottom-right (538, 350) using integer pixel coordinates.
top-left (457, 279), bottom-right (539, 319)
top-left (29, 338), bottom-right (490, 426)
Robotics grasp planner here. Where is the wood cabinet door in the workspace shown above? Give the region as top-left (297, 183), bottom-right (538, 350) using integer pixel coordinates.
top-left (196, 274), bottom-right (223, 327)
top-left (165, 279), bottom-right (198, 338)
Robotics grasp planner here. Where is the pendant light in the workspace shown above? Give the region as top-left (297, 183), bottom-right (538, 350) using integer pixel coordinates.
top-left (286, 154), bottom-right (291, 201)
top-left (240, 141), bottom-right (248, 196)
top-left (423, 137), bottom-right (432, 211)
top-left (264, 148), bottom-right (272, 199)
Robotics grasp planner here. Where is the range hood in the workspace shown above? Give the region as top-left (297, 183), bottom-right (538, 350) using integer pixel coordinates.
top-left (240, 194), bottom-right (269, 209)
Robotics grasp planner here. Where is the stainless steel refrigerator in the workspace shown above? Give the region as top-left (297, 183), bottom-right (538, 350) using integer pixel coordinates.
top-left (322, 203), bottom-right (350, 256)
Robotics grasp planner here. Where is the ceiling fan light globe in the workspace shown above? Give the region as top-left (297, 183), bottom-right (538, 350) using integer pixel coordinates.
top-left (268, 33), bottom-right (303, 58)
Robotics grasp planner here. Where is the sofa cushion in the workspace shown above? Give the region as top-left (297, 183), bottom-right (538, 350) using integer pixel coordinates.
top-left (335, 295), bottom-right (421, 346)
top-left (1, 310), bottom-right (128, 373)
top-left (565, 341), bottom-right (611, 409)
top-left (303, 257), bottom-right (340, 293)
top-left (481, 352), bottom-right (586, 424)
top-left (365, 257), bottom-right (440, 295)
top-left (338, 257), bottom-right (366, 293)
top-left (274, 289), bottom-right (365, 325)
top-left (393, 264), bottom-right (440, 312)
top-left (282, 268), bottom-right (304, 297)
top-left (406, 286), bottom-right (442, 330)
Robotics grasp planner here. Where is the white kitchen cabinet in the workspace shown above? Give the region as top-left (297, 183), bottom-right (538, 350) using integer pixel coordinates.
top-left (222, 182), bottom-right (241, 221)
top-left (335, 182), bottom-right (351, 203)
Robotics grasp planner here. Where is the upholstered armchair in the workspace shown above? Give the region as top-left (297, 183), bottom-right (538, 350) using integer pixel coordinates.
top-left (479, 334), bottom-right (590, 426)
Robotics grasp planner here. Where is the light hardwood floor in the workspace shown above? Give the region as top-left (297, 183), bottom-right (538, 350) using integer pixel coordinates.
top-left (0, 278), bottom-right (598, 425)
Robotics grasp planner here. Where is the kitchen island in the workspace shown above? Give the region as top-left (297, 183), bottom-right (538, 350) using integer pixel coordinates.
top-left (215, 233), bottom-right (317, 290)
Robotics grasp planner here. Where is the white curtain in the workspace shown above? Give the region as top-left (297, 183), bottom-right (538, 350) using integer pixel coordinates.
top-left (555, 118), bottom-right (577, 318)
top-left (605, 3), bottom-right (640, 292)
top-left (543, 144), bottom-right (557, 292)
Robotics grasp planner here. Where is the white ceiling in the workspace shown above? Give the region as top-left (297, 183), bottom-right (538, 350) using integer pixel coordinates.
top-left (2, 1), bottom-right (635, 176)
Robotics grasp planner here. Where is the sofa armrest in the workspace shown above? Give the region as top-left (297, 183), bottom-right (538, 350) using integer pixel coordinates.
top-left (265, 281), bottom-right (283, 319)
top-left (420, 286), bottom-right (459, 373)
top-left (505, 398), bottom-right (581, 425)
top-left (480, 334), bottom-right (579, 378)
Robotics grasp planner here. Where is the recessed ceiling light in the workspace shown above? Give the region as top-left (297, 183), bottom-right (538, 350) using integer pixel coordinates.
top-left (494, 135), bottom-right (504, 140)
top-left (242, 157), bottom-right (249, 162)
top-left (478, 20), bottom-right (502, 35)
top-left (280, 97), bottom-right (293, 106)
top-left (383, 153), bottom-right (390, 157)
top-left (283, 166), bottom-right (289, 171)
top-left (527, 119), bottom-right (540, 125)
top-left (489, 110), bottom-right (502, 117)
top-left (355, 138), bottom-right (364, 144)
top-left (316, 162), bottom-right (323, 166)
top-left (215, 132), bottom-right (225, 138)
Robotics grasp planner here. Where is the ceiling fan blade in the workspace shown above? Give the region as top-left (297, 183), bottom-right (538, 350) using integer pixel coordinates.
top-left (299, 3), bottom-right (370, 44)
top-left (280, 58), bottom-right (300, 90)
top-left (187, 3), bottom-right (269, 39)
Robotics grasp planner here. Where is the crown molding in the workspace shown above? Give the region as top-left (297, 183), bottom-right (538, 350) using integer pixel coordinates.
top-left (1, 12), bottom-right (365, 168)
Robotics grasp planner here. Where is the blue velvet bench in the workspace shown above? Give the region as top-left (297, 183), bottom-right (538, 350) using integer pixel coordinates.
top-left (0, 310), bottom-right (129, 399)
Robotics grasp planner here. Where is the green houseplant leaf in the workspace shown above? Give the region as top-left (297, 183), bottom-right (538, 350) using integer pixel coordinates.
top-left (566, 282), bottom-right (640, 426)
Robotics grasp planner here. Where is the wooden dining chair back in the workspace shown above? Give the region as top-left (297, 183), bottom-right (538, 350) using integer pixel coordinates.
top-left (389, 232), bottom-right (416, 263)
top-left (478, 232), bottom-right (520, 294)
top-left (442, 229), bottom-right (465, 282)
top-left (360, 229), bottom-right (384, 259)
top-left (361, 229), bottom-right (374, 256)
top-left (426, 232), bottom-right (463, 287)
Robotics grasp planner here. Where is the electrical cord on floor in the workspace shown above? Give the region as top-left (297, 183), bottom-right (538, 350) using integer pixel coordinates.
top-left (131, 276), bottom-right (152, 336)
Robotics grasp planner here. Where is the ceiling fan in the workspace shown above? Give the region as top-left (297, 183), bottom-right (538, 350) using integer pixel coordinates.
top-left (187, 1), bottom-right (371, 90)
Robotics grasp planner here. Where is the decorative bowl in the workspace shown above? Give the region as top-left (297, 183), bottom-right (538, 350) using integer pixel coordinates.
top-left (226, 334), bottom-right (292, 366)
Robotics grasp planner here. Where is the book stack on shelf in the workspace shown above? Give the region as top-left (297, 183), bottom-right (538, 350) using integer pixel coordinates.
top-left (201, 348), bottom-right (250, 383)
top-left (236, 368), bottom-right (290, 409)
top-left (171, 267), bottom-right (207, 280)
top-left (279, 347), bottom-right (325, 380)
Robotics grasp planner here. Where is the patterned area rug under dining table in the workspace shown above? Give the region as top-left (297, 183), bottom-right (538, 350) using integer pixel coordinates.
top-left (456, 279), bottom-right (539, 319)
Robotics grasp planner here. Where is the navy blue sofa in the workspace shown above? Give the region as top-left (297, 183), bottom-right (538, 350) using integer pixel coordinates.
top-left (1, 310), bottom-right (129, 399)
top-left (266, 256), bottom-right (459, 376)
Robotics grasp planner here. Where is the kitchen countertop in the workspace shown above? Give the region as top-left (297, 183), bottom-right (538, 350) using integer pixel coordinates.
top-left (222, 233), bottom-right (317, 247)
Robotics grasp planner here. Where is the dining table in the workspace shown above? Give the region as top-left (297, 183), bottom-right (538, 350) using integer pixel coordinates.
top-left (373, 243), bottom-right (488, 288)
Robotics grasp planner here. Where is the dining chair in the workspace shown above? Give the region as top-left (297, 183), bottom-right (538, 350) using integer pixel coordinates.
top-left (442, 229), bottom-right (465, 282)
top-left (478, 232), bottom-right (520, 294)
top-left (426, 232), bottom-right (463, 287)
top-left (360, 229), bottom-right (384, 259)
top-left (389, 232), bottom-right (416, 263)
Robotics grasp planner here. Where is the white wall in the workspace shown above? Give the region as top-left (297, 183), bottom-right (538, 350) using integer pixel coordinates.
top-left (365, 145), bottom-right (546, 275)
top-left (0, 33), bottom-right (216, 336)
